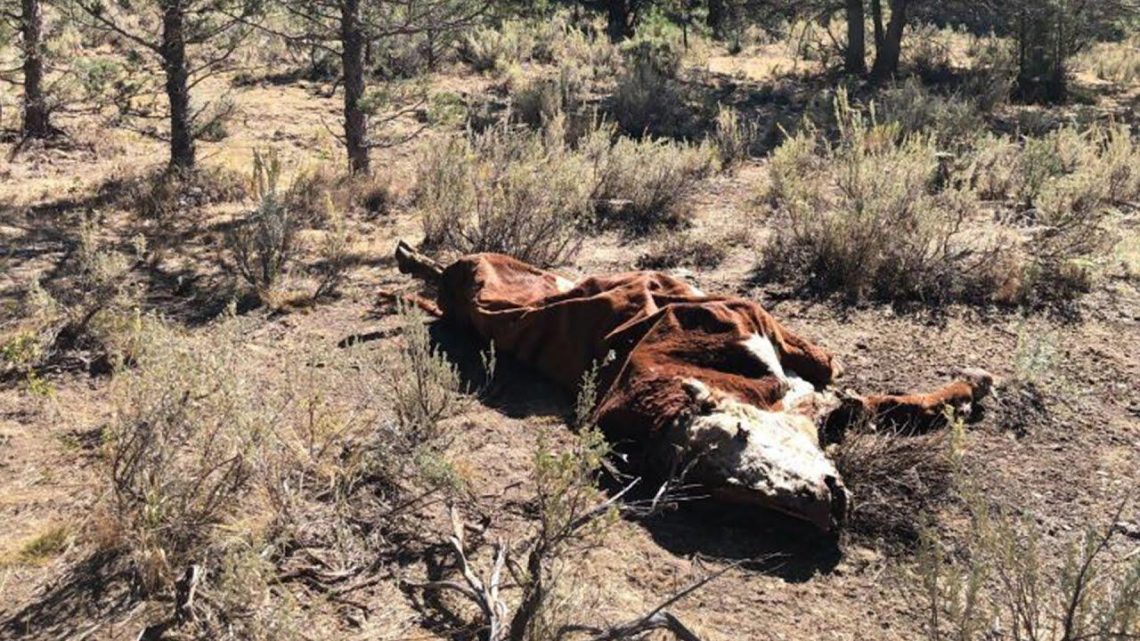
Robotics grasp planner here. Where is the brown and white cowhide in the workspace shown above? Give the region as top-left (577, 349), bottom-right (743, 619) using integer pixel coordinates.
top-left (395, 245), bottom-right (993, 532)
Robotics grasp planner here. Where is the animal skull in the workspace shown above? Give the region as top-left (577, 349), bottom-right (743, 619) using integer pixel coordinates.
top-left (670, 378), bottom-right (849, 532)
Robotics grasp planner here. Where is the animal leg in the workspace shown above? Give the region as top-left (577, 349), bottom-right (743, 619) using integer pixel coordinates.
top-left (823, 369), bottom-right (995, 439)
top-left (395, 239), bottom-right (443, 286)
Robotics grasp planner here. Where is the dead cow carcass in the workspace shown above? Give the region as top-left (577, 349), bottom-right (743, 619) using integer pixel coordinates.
top-left (394, 243), bottom-right (993, 532)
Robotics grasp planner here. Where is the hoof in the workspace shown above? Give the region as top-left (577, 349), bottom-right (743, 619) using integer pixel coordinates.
top-left (954, 367), bottom-right (995, 400)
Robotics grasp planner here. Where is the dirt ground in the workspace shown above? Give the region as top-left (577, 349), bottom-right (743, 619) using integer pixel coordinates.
top-left (2, 49), bottom-right (1139, 641)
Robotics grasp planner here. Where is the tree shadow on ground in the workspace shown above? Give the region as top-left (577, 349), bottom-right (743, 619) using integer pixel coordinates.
top-left (0, 551), bottom-right (138, 641)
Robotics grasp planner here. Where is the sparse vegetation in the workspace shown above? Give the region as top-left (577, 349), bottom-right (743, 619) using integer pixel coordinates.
top-left (227, 150), bottom-right (298, 303)
top-left (417, 117), bottom-right (594, 265)
top-left (224, 150), bottom-right (352, 306)
top-left (711, 105), bottom-right (760, 170)
top-left (3, 3), bottom-right (1140, 640)
top-left (593, 127), bottom-right (717, 232)
top-left (417, 115), bottom-right (716, 262)
top-left (916, 493), bottom-right (1140, 641)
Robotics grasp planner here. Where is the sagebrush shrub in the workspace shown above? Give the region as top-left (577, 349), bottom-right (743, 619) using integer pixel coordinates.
top-left (417, 118), bottom-right (593, 266)
top-left (110, 164), bottom-right (247, 220)
top-left (1007, 125), bottom-right (1134, 303)
top-left (711, 105), bottom-right (760, 170)
top-left (763, 91), bottom-right (1000, 303)
top-left (106, 317), bottom-right (261, 594)
top-left (916, 488), bottom-right (1140, 641)
top-left (1, 218), bottom-right (144, 377)
top-left (512, 64), bottom-right (588, 128)
top-left (611, 32), bottom-right (692, 137)
top-left (459, 20), bottom-right (534, 74)
top-left (417, 116), bottom-right (717, 256)
top-left (1079, 34), bottom-right (1140, 85)
top-left (226, 150), bottom-right (298, 302)
top-left (875, 79), bottom-right (986, 150)
top-left (636, 231), bottom-right (727, 270)
top-left (593, 127), bottom-right (716, 232)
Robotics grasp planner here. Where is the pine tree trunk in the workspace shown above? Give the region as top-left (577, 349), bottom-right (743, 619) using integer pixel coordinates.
top-left (606, 0), bottom-right (633, 43)
top-left (21, 0), bottom-right (51, 138)
top-left (162, 0), bottom-right (195, 170)
top-left (341, 0), bottom-right (369, 173)
top-left (1014, 4), bottom-right (1067, 103)
top-left (870, 0), bottom-right (906, 81)
top-left (707, 0), bottom-right (725, 39)
top-left (845, 0), bottom-right (867, 75)
top-left (870, 0), bottom-right (884, 51)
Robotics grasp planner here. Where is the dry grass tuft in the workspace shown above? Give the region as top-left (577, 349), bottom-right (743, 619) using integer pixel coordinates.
top-left (833, 429), bottom-right (956, 543)
top-left (5, 524), bottom-right (72, 567)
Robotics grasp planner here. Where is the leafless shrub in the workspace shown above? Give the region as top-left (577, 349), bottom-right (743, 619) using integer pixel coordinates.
top-left (833, 428), bottom-right (956, 543)
top-left (916, 494), bottom-right (1140, 641)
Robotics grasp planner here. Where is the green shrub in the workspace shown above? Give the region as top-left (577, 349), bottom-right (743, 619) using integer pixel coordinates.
top-left (512, 64), bottom-right (588, 127)
top-left (1006, 124), bottom-right (1134, 303)
top-left (611, 32), bottom-right (692, 137)
top-left (106, 317), bottom-right (261, 594)
top-left (226, 150), bottom-right (298, 303)
top-left (2, 219), bottom-right (145, 378)
top-left (875, 79), bottom-right (987, 151)
top-left (459, 20), bottom-right (535, 74)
